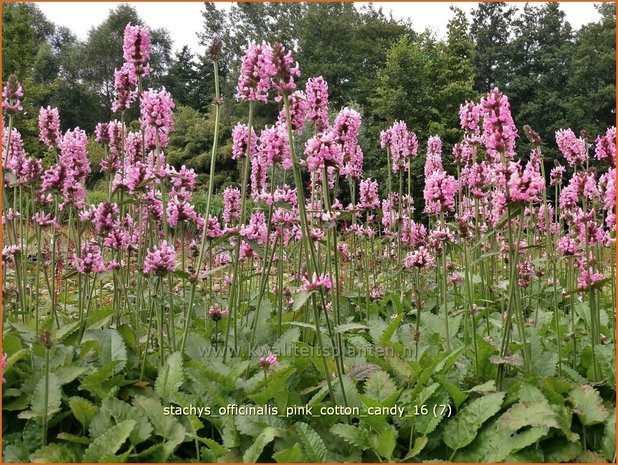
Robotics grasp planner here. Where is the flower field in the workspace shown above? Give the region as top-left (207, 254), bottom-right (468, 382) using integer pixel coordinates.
top-left (1, 22), bottom-right (616, 463)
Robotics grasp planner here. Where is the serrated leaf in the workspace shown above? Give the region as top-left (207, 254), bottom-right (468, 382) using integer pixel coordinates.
top-left (99, 329), bottom-right (127, 374)
top-left (69, 396), bottom-right (98, 430)
top-left (54, 366), bottom-right (86, 385)
top-left (292, 291), bottom-right (311, 312)
top-left (295, 422), bottom-right (327, 462)
top-left (273, 443), bottom-right (304, 463)
top-left (364, 370), bottom-right (397, 402)
top-left (330, 424), bottom-right (372, 450)
top-left (20, 373), bottom-right (62, 420)
top-left (56, 432), bottom-right (92, 445)
top-left (30, 444), bottom-right (79, 463)
top-left (102, 397), bottom-right (153, 446)
top-left (402, 436), bottom-right (428, 460)
top-left (82, 419), bottom-right (135, 462)
top-left (155, 352), bottom-right (185, 401)
top-left (247, 366), bottom-right (295, 404)
top-left (375, 426), bottom-right (397, 460)
top-left (443, 392), bottom-right (505, 451)
top-left (499, 400), bottom-right (560, 431)
top-left (242, 426), bottom-right (277, 463)
top-left (602, 409), bottom-right (616, 461)
top-left (347, 363), bottom-right (382, 381)
top-left (544, 439), bottom-right (582, 462)
top-left (133, 396), bottom-right (186, 444)
top-left (454, 419), bottom-right (549, 462)
top-left (334, 323), bottom-right (369, 333)
top-left (570, 384), bottom-right (609, 426)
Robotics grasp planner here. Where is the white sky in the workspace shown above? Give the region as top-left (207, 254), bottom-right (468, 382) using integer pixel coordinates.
top-left (36, 2), bottom-right (602, 55)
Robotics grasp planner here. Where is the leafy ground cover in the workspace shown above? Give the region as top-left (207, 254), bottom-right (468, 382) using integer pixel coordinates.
top-left (2, 23), bottom-right (616, 463)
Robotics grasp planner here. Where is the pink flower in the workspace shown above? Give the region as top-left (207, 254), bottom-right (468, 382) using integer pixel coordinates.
top-left (404, 246), bottom-right (436, 269)
top-left (223, 187), bottom-right (241, 224)
top-left (259, 351), bottom-right (279, 370)
top-left (453, 140), bottom-right (476, 167)
top-left (424, 135), bottom-right (444, 176)
top-left (480, 88), bottom-right (518, 160)
top-left (595, 126), bottom-right (616, 166)
top-left (557, 236), bottom-right (578, 256)
top-left (2, 75), bottom-right (23, 114)
top-left (340, 142), bottom-right (364, 179)
top-left (112, 63), bottom-right (138, 112)
top-left (250, 155), bottom-right (268, 199)
top-left (423, 170), bottom-right (457, 215)
top-left (401, 218), bottom-right (426, 248)
top-left (72, 243), bottom-right (107, 274)
top-left (550, 165), bottom-right (566, 186)
top-left (556, 128), bottom-right (587, 167)
top-left (208, 304), bottom-right (229, 321)
top-left (304, 130), bottom-right (343, 172)
top-left (123, 23), bottom-right (152, 72)
top-left (505, 160), bottom-right (545, 203)
top-left (305, 77), bottom-right (329, 131)
top-left (240, 211), bottom-right (268, 244)
top-left (231, 122), bottom-right (257, 160)
top-left (257, 123), bottom-right (292, 170)
top-left (140, 88), bottom-right (175, 134)
top-left (271, 42), bottom-right (300, 99)
top-left (382, 121), bottom-right (414, 173)
top-left (301, 272), bottom-right (332, 292)
top-left (459, 100), bottom-right (481, 134)
top-left (333, 108), bottom-right (362, 146)
top-left (577, 264), bottom-right (604, 291)
top-left (38, 106), bottom-right (61, 148)
top-left (59, 128), bottom-right (90, 181)
top-left (144, 240), bottom-right (177, 276)
top-left (278, 90), bottom-right (308, 132)
top-left (236, 41), bottom-right (276, 103)
top-left (359, 178), bottom-right (380, 210)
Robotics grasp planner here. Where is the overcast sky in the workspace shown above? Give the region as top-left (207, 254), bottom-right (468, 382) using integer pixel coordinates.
top-left (36, 2), bottom-right (602, 55)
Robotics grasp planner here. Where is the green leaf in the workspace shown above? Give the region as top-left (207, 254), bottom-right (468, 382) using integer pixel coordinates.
top-left (155, 351), bottom-right (185, 401)
top-left (82, 419), bottom-right (136, 462)
top-left (102, 397), bottom-right (153, 446)
top-left (19, 373), bottom-right (62, 420)
top-left (443, 392), bottom-right (505, 451)
top-left (499, 400), bottom-right (560, 431)
top-left (434, 374), bottom-right (468, 409)
top-left (334, 322), bottom-right (370, 333)
top-left (292, 291), bottom-right (311, 312)
top-left (364, 370), bottom-right (397, 403)
top-left (242, 426), bottom-right (277, 463)
top-left (54, 366), bottom-right (86, 385)
top-left (330, 424), bottom-right (372, 450)
top-left (247, 366), bottom-right (295, 404)
top-left (570, 385), bottom-right (609, 426)
top-left (295, 422), bottom-right (328, 462)
top-left (132, 395), bottom-right (186, 444)
top-left (402, 436), bottom-right (428, 460)
top-left (375, 426), bottom-right (397, 460)
top-left (69, 396), bottom-right (99, 430)
top-left (56, 432), bottom-right (92, 445)
top-left (602, 409), bottom-right (616, 461)
top-left (543, 439), bottom-right (582, 462)
top-left (454, 419), bottom-right (549, 462)
top-left (30, 444), bottom-right (79, 463)
top-left (98, 329), bottom-right (128, 374)
top-left (379, 313), bottom-right (402, 344)
top-left (273, 443), bottom-right (304, 463)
